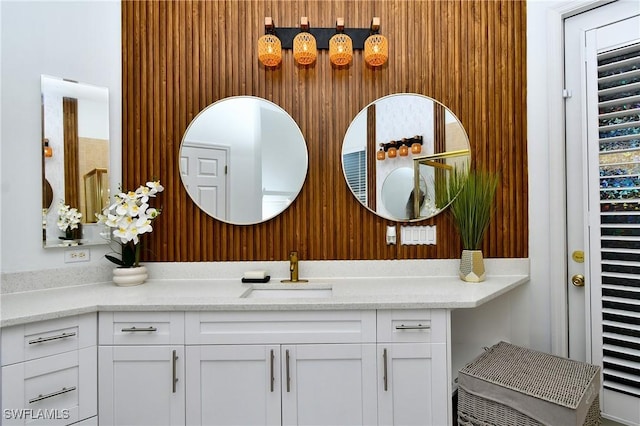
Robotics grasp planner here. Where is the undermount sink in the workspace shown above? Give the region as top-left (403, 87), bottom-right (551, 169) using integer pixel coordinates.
top-left (241, 284), bottom-right (333, 299)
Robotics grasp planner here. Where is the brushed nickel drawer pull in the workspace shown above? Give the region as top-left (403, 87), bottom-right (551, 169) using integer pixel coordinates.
top-left (285, 349), bottom-right (291, 393)
top-left (121, 326), bottom-right (158, 332)
top-left (395, 324), bottom-right (430, 330)
top-left (270, 349), bottom-right (275, 392)
top-left (383, 348), bottom-right (388, 391)
top-left (29, 386), bottom-right (76, 404)
top-left (28, 332), bottom-right (77, 344)
top-left (172, 350), bottom-right (178, 393)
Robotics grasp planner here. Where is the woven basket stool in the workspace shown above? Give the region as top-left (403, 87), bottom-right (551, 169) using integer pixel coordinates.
top-left (457, 341), bottom-right (601, 426)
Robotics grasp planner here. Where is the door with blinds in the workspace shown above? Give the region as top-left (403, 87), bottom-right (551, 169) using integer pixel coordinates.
top-left (585, 14), bottom-right (640, 426)
top-left (565, 3), bottom-right (640, 423)
top-left (572, 8), bottom-right (640, 424)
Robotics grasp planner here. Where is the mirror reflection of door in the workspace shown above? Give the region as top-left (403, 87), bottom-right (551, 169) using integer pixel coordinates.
top-left (179, 96), bottom-right (308, 225)
top-left (180, 143), bottom-right (229, 220)
top-left (41, 75), bottom-right (110, 247)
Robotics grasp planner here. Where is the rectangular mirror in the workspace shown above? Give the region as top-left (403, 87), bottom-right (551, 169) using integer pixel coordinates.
top-left (41, 75), bottom-right (110, 248)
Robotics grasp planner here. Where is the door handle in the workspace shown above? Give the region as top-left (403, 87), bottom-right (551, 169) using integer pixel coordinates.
top-left (270, 349), bottom-right (275, 392)
top-left (172, 350), bottom-right (178, 393)
top-left (285, 349), bottom-right (291, 393)
top-left (383, 348), bottom-right (388, 391)
top-left (571, 274), bottom-right (585, 287)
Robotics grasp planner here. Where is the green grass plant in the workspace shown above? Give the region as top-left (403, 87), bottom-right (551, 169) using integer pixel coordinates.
top-left (447, 166), bottom-right (499, 250)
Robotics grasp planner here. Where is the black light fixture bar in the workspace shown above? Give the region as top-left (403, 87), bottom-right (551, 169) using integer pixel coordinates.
top-left (274, 27), bottom-right (371, 50)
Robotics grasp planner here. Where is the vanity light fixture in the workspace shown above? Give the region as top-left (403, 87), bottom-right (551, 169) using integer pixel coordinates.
top-left (43, 138), bottom-right (53, 158)
top-left (293, 17), bottom-right (317, 65)
top-left (257, 17), bottom-right (282, 67)
top-left (258, 17), bottom-right (388, 69)
top-left (377, 136), bottom-right (423, 160)
top-left (364, 17), bottom-right (388, 67)
top-left (329, 18), bottom-right (353, 66)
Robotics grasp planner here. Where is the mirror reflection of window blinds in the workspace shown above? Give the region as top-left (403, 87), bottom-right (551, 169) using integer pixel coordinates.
top-left (344, 150), bottom-right (367, 204)
top-left (597, 42), bottom-right (640, 398)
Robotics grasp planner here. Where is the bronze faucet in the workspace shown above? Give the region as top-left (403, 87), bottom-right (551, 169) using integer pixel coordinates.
top-left (282, 250), bottom-right (308, 283)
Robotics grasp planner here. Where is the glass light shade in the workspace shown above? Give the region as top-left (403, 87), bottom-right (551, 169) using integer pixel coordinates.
top-left (411, 142), bottom-right (422, 154)
top-left (329, 34), bottom-right (353, 66)
top-left (364, 34), bottom-right (388, 67)
top-left (399, 144), bottom-right (409, 156)
top-left (258, 34), bottom-right (282, 67)
top-left (376, 149), bottom-right (386, 161)
top-left (293, 32), bottom-right (317, 65)
top-left (387, 147), bottom-right (397, 158)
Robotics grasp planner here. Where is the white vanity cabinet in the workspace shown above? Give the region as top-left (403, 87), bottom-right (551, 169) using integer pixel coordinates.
top-left (185, 344), bottom-right (282, 425)
top-left (280, 343), bottom-right (378, 426)
top-left (376, 310), bottom-right (450, 426)
top-left (184, 311), bottom-right (378, 426)
top-left (95, 308), bottom-right (453, 425)
top-left (0, 313), bottom-right (97, 426)
top-left (98, 312), bottom-right (185, 426)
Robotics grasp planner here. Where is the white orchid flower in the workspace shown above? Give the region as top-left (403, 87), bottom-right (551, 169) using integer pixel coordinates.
top-left (135, 216), bottom-right (153, 235)
top-left (101, 180), bottom-right (163, 267)
top-left (145, 207), bottom-right (160, 219)
top-left (146, 180), bottom-right (164, 195)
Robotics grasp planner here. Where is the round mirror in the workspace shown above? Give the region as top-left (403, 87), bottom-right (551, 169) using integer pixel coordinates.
top-left (381, 167), bottom-right (430, 220)
top-left (341, 93), bottom-right (471, 222)
top-left (179, 96), bottom-right (308, 225)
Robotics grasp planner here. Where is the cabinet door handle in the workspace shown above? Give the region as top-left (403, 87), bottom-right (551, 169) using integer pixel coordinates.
top-left (383, 348), bottom-right (388, 391)
top-left (121, 326), bottom-right (158, 332)
top-left (172, 349), bottom-right (178, 393)
top-left (395, 324), bottom-right (430, 330)
top-left (285, 349), bottom-right (291, 393)
top-left (28, 331), bottom-right (76, 344)
top-left (270, 349), bottom-right (275, 392)
top-left (29, 386), bottom-right (76, 404)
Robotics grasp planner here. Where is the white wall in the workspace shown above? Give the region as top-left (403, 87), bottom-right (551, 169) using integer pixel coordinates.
top-left (525, 0), bottom-right (607, 353)
top-left (0, 0), bottom-right (121, 273)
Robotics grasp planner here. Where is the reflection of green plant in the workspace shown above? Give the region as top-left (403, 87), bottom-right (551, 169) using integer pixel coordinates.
top-left (434, 169), bottom-right (451, 210)
top-left (447, 166), bottom-right (499, 250)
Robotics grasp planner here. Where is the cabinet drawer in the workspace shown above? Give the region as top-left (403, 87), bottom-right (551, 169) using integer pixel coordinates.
top-left (377, 309), bottom-right (447, 344)
top-left (1, 346), bottom-right (97, 425)
top-left (185, 310), bottom-right (376, 345)
top-left (1, 313), bottom-right (96, 366)
top-left (99, 312), bottom-right (184, 345)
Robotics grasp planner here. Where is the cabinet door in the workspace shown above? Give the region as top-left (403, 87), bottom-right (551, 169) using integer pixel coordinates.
top-left (377, 343), bottom-right (449, 426)
top-left (185, 345), bottom-right (281, 426)
top-left (282, 344), bottom-right (377, 426)
top-left (1, 347), bottom-right (96, 426)
top-left (98, 346), bottom-right (184, 426)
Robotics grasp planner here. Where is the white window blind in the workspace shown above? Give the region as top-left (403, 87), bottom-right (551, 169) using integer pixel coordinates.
top-left (343, 150), bottom-right (367, 205)
top-left (597, 42), bottom-right (640, 398)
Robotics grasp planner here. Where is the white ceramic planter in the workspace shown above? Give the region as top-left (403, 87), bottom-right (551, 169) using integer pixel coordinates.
top-left (113, 266), bottom-right (148, 287)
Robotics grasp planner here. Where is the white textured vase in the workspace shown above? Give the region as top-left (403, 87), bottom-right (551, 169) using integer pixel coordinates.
top-left (113, 266), bottom-right (148, 287)
top-left (459, 250), bottom-right (486, 282)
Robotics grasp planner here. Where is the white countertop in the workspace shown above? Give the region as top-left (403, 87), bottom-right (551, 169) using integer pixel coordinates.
top-left (0, 274), bottom-right (528, 327)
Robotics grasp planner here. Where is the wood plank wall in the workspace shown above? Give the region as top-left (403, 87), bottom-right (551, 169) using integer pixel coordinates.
top-left (121, 0), bottom-right (527, 262)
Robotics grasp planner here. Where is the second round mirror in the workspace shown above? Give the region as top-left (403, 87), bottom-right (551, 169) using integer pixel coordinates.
top-left (342, 93), bottom-right (471, 222)
top-left (179, 96), bottom-right (308, 225)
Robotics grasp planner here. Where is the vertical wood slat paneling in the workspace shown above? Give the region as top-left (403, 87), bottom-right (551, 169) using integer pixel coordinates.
top-left (122, 0), bottom-right (528, 262)
top-left (63, 98), bottom-right (79, 208)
